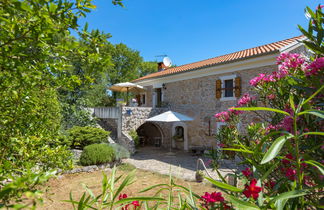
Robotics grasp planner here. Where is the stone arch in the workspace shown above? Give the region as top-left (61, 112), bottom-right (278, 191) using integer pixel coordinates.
top-left (136, 122), bottom-right (164, 147)
top-left (171, 122), bottom-right (189, 151)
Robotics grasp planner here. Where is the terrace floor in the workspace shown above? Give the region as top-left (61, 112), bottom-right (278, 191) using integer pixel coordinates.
top-left (123, 146), bottom-right (243, 181)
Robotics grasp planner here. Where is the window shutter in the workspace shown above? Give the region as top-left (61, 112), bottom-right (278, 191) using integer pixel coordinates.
top-left (216, 79), bottom-right (222, 99)
top-left (234, 77), bottom-right (241, 97)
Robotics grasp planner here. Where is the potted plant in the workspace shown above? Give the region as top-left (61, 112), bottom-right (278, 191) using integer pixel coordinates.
top-left (195, 170), bottom-right (205, 182)
top-left (172, 134), bottom-right (183, 142)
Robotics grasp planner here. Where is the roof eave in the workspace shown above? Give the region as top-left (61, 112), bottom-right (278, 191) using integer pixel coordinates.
top-left (133, 50), bottom-right (279, 83)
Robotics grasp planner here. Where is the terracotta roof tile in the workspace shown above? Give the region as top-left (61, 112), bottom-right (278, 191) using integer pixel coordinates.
top-left (134, 35), bottom-right (304, 82)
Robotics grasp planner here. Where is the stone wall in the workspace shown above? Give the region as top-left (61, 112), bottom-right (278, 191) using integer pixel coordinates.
top-left (160, 64), bottom-right (278, 149)
top-left (118, 131), bottom-right (136, 154)
top-left (121, 107), bottom-right (169, 133)
top-left (97, 119), bottom-right (118, 139)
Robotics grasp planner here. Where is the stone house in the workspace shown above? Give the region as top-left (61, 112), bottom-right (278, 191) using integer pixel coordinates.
top-left (127, 35), bottom-right (307, 151)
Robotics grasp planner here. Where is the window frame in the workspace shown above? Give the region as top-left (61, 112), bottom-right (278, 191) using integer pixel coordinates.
top-left (216, 122), bottom-right (226, 133)
top-left (219, 74), bottom-right (237, 101)
top-left (216, 122), bottom-right (241, 134)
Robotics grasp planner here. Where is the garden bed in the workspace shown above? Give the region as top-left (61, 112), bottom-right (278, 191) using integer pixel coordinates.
top-left (39, 164), bottom-right (216, 209)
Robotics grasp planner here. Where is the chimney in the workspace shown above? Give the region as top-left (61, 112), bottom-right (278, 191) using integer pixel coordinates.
top-left (157, 62), bottom-right (166, 72)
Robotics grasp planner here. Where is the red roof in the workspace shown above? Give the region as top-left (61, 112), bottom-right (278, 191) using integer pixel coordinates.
top-left (134, 35), bottom-right (304, 82)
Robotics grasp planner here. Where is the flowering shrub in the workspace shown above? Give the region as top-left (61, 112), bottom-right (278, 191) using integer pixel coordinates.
top-left (69, 5), bottom-right (323, 210)
top-left (200, 192), bottom-right (231, 209)
top-left (118, 193), bottom-right (140, 210)
top-left (65, 167), bottom-right (164, 209)
top-left (208, 5), bottom-right (324, 209)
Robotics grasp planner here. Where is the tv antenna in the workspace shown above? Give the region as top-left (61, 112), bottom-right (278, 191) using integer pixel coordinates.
top-left (154, 55), bottom-right (172, 67)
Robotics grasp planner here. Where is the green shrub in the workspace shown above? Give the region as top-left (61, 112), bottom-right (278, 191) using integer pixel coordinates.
top-left (68, 126), bottom-right (110, 149)
top-left (110, 143), bottom-right (130, 160)
top-left (80, 144), bottom-right (115, 166)
top-left (128, 129), bottom-right (139, 147)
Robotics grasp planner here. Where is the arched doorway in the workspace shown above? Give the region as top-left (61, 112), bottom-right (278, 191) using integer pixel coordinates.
top-left (136, 122), bottom-right (163, 147)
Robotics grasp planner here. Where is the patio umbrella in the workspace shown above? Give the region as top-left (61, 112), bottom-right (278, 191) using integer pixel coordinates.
top-left (146, 111), bottom-right (194, 154)
top-left (109, 82), bottom-right (145, 106)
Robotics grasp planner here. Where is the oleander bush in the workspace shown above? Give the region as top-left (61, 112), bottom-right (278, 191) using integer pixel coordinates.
top-left (80, 144), bottom-right (115, 166)
top-left (206, 6), bottom-right (324, 209)
top-left (68, 126), bottom-right (110, 149)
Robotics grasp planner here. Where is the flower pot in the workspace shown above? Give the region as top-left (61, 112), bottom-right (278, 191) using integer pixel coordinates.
top-left (195, 171), bottom-right (204, 182)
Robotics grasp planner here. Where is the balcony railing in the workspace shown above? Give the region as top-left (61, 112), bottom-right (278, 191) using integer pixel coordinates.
top-left (93, 107), bottom-right (120, 119)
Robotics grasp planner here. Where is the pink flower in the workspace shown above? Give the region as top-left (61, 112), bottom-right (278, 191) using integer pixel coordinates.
top-left (238, 93), bottom-right (254, 106)
top-left (267, 94), bottom-right (276, 100)
top-left (265, 180), bottom-right (276, 189)
top-left (317, 5), bottom-right (324, 10)
top-left (305, 57), bottom-right (324, 76)
top-left (249, 74), bottom-right (266, 86)
top-left (276, 52), bottom-right (290, 64)
top-left (242, 168), bottom-right (252, 178)
top-left (276, 53), bottom-right (307, 77)
top-left (119, 194), bottom-right (128, 200)
top-left (281, 116), bottom-right (293, 132)
top-left (214, 111), bottom-right (230, 122)
top-left (119, 194), bottom-right (140, 210)
top-left (218, 143), bottom-right (225, 148)
top-left (265, 124), bottom-right (279, 133)
top-left (132, 201), bottom-right (140, 208)
top-left (243, 179), bottom-right (262, 200)
top-left (282, 153), bottom-right (294, 164)
top-left (201, 192), bottom-right (225, 204)
top-left (228, 107), bottom-right (243, 115)
top-left (285, 168), bottom-right (296, 181)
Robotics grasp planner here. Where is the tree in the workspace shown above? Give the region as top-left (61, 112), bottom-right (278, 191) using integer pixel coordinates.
top-left (139, 61), bottom-right (158, 77)
top-left (0, 0), bottom-right (122, 207)
top-left (58, 29), bottom-right (114, 129)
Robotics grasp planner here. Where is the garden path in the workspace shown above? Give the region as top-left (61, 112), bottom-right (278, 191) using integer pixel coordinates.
top-left (123, 147), bottom-right (243, 182)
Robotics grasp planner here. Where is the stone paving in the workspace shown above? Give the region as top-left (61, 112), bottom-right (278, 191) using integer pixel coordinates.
top-left (123, 146), bottom-right (243, 181)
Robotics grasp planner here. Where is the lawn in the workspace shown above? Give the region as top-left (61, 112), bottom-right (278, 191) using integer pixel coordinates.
top-left (40, 164), bottom-right (216, 209)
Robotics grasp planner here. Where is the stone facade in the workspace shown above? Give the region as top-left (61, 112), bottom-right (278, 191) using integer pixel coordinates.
top-left (143, 86), bottom-right (153, 107)
top-left (121, 107), bottom-right (168, 133)
top-left (101, 45), bottom-right (309, 151)
top-left (144, 64), bottom-right (278, 149)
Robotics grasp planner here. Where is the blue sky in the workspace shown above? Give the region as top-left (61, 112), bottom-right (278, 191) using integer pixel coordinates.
top-left (78, 0), bottom-right (322, 66)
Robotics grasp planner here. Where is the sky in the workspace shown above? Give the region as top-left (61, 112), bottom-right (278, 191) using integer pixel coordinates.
top-left (78, 0), bottom-right (322, 66)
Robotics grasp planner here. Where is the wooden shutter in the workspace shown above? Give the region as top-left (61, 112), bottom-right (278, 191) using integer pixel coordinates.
top-left (216, 79), bottom-right (222, 99)
top-left (234, 77), bottom-right (241, 97)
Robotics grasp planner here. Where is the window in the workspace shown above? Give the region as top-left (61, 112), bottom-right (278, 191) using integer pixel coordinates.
top-left (174, 126), bottom-right (184, 141)
top-left (142, 94), bottom-right (146, 105)
top-left (216, 122), bottom-right (226, 133)
top-left (156, 88), bottom-right (162, 107)
top-left (224, 79), bottom-right (234, 97)
top-left (175, 126), bottom-right (184, 137)
top-left (216, 75), bottom-right (241, 101)
top-left (216, 122), bottom-right (241, 133)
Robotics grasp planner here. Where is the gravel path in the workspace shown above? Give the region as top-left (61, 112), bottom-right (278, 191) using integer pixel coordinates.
top-left (123, 147), bottom-right (242, 181)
